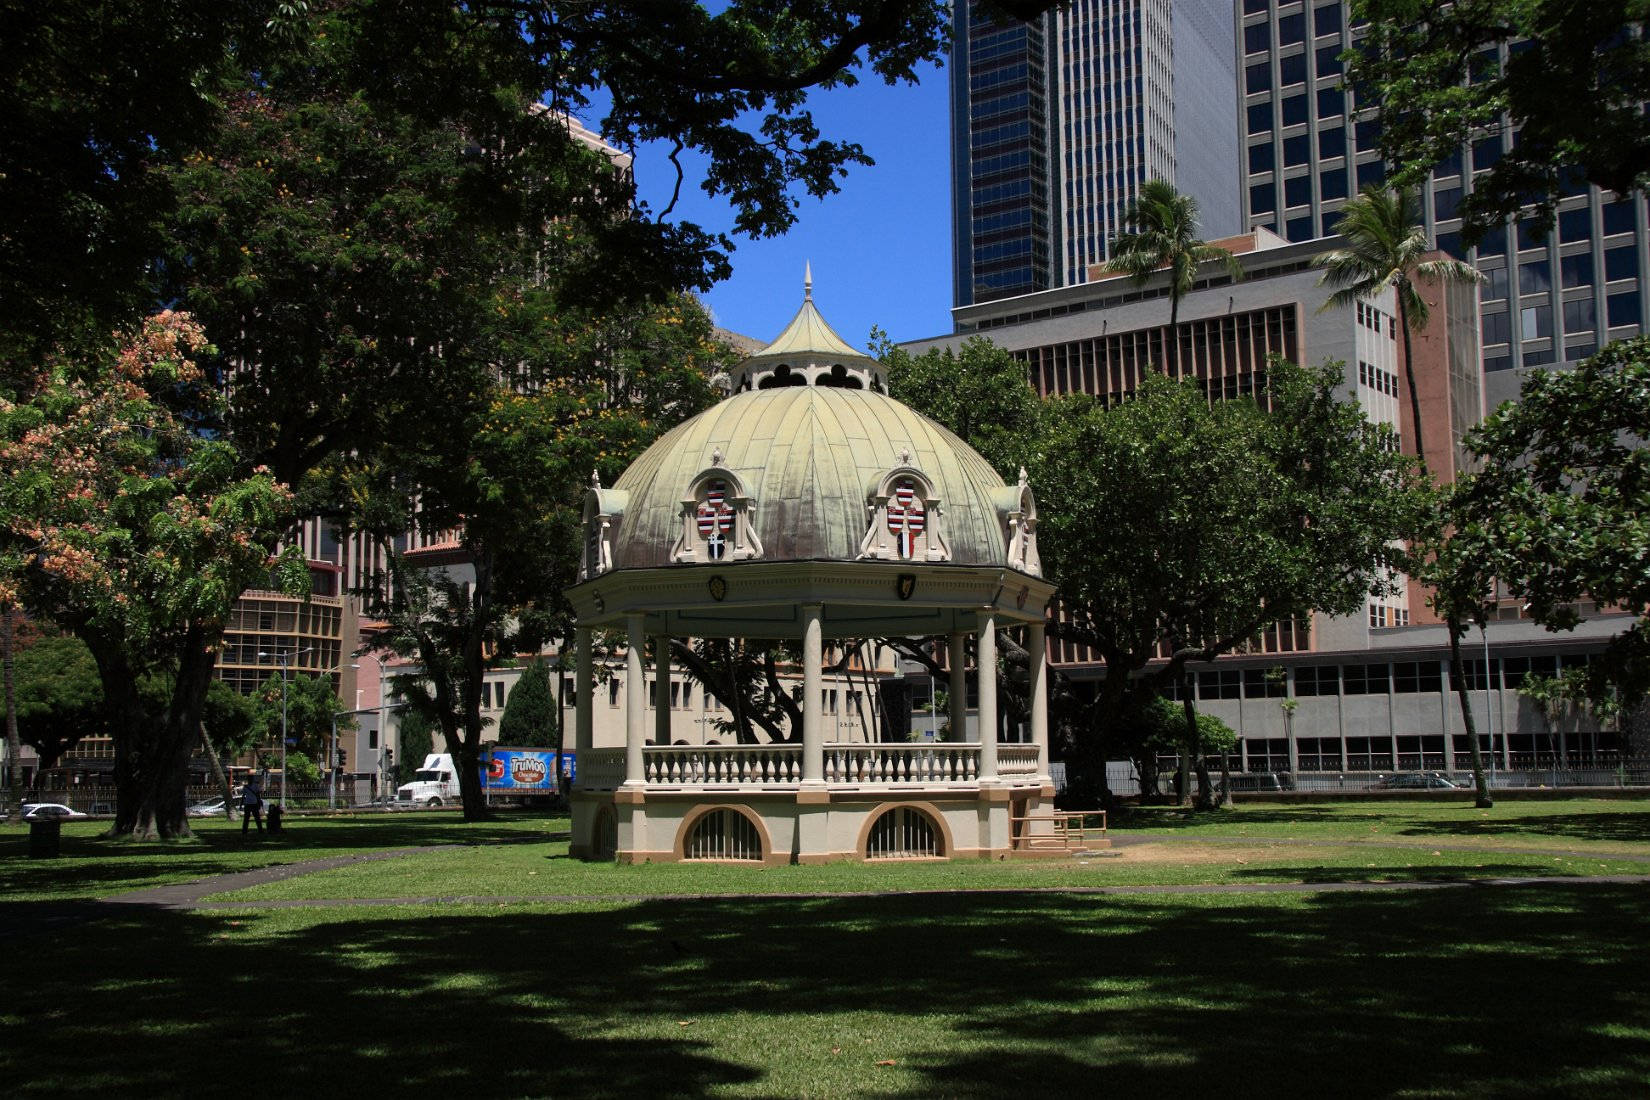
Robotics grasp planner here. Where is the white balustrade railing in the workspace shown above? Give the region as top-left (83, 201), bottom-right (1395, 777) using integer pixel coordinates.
top-left (592, 741), bottom-right (1039, 789)
top-left (643, 744), bottom-right (804, 786)
top-left (999, 745), bottom-right (1042, 777)
top-left (579, 748), bottom-right (626, 790)
top-left (824, 743), bottom-right (983, 786)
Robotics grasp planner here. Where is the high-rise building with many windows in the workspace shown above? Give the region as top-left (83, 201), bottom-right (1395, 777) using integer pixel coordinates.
top-left (950, 0), bottom-right (1241, 309)
top-left (1235, 0), bottom-right (1650, 402)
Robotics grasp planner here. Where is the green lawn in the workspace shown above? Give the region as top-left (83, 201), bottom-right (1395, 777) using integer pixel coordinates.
top-left (211, 833), bottom-right (1649, 902)
top-left (4, 800), bottom-right (1648, 1096)
top-left (3, 885), bottom-right (1647, 1096)
top-left (1111, 798), bottom-right (1650, 854)
top-left (0, 811), bottom-right (557, 901)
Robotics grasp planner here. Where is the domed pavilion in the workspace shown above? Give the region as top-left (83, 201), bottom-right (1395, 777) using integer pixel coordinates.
top-left (568, 273), bottom-right (1059, 863)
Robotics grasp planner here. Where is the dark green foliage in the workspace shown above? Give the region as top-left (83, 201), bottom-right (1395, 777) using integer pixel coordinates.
top-left (0, 0), bottom-right (276, 373)
top-left (13, 634), bottom-right (103, 770)
top-left (1034, 363), bottom-right (1431, 795)
top-left (496, 660), bottom-right (558, 749)
top-left (254, 673), bottom-right (349, 762)
top-left (1443, 337), bottom-right (1650, 712)
top-left (1348, 0), bottom-right (1650, 242)
top-left (395, 708), bottom-right (435, 786)
top-left (201, 681), bottom-right (262, 760)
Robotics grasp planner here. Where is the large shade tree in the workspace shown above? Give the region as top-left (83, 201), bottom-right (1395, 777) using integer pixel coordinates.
top-left (0, 312), bottom-right (305, 837)
top-left (1447, 337), bottom-right (1650, 715)
top-left (1031, 364), bottom-right (1432, 803)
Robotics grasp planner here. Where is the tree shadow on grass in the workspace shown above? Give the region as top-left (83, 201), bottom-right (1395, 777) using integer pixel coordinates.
top-left (2, 884), bottom-right (1647, 1097)
top-left (1112, 806), bottom-right (1374, 831)
top-left (0, 817), bottom-right (557, 900)
top-left (1393, 811), bottom-right (1650, 846)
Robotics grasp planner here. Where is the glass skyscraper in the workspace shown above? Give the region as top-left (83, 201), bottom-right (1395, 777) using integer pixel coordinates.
top-left (950, 0), bottom-right (1241, 309)
top-left (1236, 0), bottom-right (1649, 395)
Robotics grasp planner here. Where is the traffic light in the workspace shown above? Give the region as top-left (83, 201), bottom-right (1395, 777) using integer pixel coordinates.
top-left (336, 748), bottom-right (347, 769)
top-left (384, 748), bottom-right (394, 767)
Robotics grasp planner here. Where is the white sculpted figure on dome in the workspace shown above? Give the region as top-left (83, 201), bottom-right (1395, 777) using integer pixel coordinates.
top-left (1003, 466), bottom-right (1041, 576)
top-left (580, 472), bottom-right (629, 580)
top-left (859, 460), bottom-right (950, 563)
top-left (673, 465), bottom-right (762, 563)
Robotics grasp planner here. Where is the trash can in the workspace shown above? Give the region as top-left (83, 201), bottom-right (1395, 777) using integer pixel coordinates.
top-left (267, 804), bottom-right (283, 834)
top-left (29, 818), bottom-right (62, 859)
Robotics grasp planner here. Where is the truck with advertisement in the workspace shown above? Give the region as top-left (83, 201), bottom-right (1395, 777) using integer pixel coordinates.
top-left (396, 749), bottom-right (573, 806)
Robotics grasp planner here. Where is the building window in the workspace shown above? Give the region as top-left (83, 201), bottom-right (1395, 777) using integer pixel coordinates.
top-left (1519, 259), bottom-right (1551, 296)
top-left (1559, 207), bottom-right (1592, 242)
top-left (1602, 200), bottom-right (1636, 235)
top-left (1294, 665), bottom-right (1339, 697)
top-left (1520, 305), bottom-right (1552, 341)
top-left (1392, 662), bottom-right (1443, 694)
top-left (1248, 103), bottom-right (1273, 135)
top-left (1341, 663), bottom-right (1389, 695)
top-left (1604, 246), bottom-right (1640, 282)
top-left (1559, 253), bottom-right (1594, 289)
top-left (1608, 291), bottom-right (1642, 328)
top-left (1281, 95), bottom-right (1308, 126)
top-left (1198, 669), bottom-right (1242, 701)
top-left (1243, 669), bottom-right (1287, 698)
top-left (1562, 298), bottom-right (1596, 336)
top-left (1249, 142), bottom-right (1275, 174)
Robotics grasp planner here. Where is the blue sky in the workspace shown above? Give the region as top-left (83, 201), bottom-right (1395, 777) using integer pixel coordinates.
top-left (617, 60), bottom-right (956, 352)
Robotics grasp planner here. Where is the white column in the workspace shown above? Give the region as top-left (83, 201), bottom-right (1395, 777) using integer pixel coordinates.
top-left (654, 634), bottom-right (672, 746)
top-left (802, 604), bottom-right (824, 783)
top-left (948, 631), bottom-right (968, 742)
top-left (1028, 619), bottom-right (1049, 780)
top-left (575, 628), bottom-right (593, 779)
top-left (624, 615), bottom-right (646, 785)
top-left (977, 611), bottom-right (998, 780)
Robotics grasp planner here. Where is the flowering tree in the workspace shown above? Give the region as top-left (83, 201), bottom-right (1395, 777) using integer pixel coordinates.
top-left (0, 312), bottom-right (305, 838)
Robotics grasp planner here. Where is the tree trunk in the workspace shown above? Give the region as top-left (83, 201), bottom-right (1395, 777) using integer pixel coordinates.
top-left (1396, 288), bottom-right (1430, 476)
top-left (1180, 688), bottom-right (1204, 809)
top-left (1448, 620), bottom-right (1493, 808)
top-left (3, 604), bottom-right (21, 823)
top-left (200, 724), bottom-right (236, 820)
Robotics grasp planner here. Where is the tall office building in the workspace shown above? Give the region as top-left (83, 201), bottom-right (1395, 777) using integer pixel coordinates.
top-left (951, 1), bottom-right (1241, 309)
top-left (1236, 0), bottom-right (1650, 403)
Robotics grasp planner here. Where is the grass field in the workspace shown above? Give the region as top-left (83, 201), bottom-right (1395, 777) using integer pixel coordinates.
top-left (3, 800), bottom-right (1648, 1097)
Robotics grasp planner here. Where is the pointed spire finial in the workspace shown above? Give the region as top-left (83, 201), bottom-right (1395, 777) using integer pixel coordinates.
top-left (590, 469), bottom-right (601, 490)
top-left (804, 261), bottom-right (813, 301)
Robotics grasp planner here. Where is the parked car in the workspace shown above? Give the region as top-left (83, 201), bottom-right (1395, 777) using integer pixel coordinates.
top-left (1379, 773), bottom-right (1462, 790)
top-left (187, 798), bottom-right (238, 817)
top-left (21, 802), bottom-right (89, 820)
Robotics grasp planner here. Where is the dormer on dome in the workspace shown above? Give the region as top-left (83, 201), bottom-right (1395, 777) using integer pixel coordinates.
top-left (732, 265), bottom-right (887, 394)
top-left (991, 467), bottom-right (1041, 577)
top-left (581, 472), bottom-right (630, 580)
top-left (859, 452), bottom-right (950, 563)
top-left (671, 455), bottom-right (762, 563)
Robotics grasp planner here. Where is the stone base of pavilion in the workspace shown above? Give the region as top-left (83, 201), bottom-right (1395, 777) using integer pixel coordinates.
top-left (569, 752), bottom-right (1106, 864)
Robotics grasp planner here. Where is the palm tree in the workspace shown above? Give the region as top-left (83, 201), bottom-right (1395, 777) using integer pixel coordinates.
top-left (1109, 178), bottom-right (1244, 376)
top-left (1315, 186), bottom-right (1483, 472)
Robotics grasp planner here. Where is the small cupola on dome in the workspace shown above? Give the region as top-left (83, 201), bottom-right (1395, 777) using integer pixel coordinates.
top-left (732, 265), bottom-right (887, 393)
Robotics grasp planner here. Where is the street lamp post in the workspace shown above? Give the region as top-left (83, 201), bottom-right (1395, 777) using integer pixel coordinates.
top-left (257, 646), bottom-right (312, 810)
